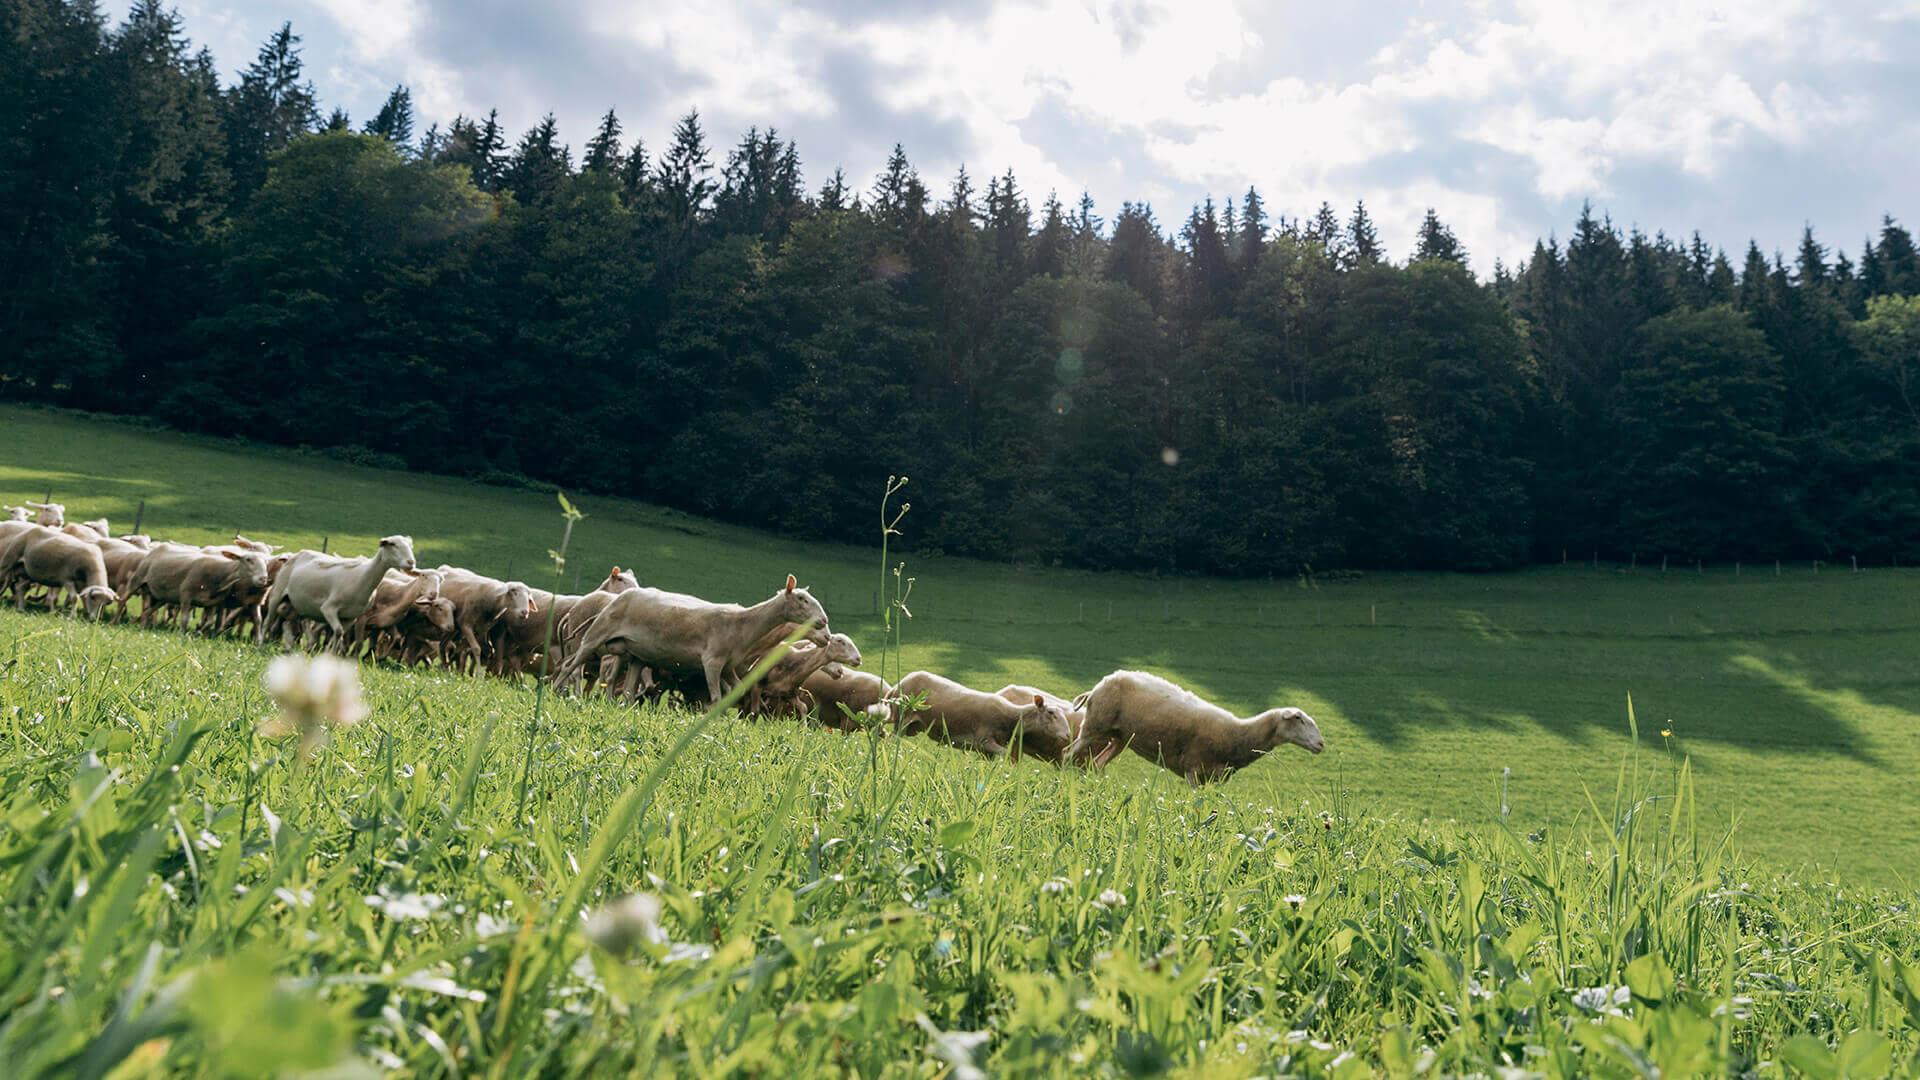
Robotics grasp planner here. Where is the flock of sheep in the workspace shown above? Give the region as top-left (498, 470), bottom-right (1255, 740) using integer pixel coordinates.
top-left (0, 499), bottom-right (1326, 784)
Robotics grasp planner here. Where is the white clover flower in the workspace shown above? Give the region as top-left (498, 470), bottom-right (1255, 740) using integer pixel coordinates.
top-left (1283, 894), bottom-right (1307, 908)
top-left (262, 654), bottom-right (367, 760)
top-left (1571, 985), bottom-right (1631, 1014)
top-left (1094, 889), bottom-right (1126, 909)
top-left (1041, 879), bottom-right (1069, 896)
top-left (365, 888), bottom-right (446, 922)
top-left (584, 892), bottom-right (667, 955)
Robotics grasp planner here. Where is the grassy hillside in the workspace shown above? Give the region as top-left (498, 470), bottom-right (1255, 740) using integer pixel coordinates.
top-left (4, 404), bottom-right (1920, 885)
top-left (2, 613), bottom-right (1916, 1076)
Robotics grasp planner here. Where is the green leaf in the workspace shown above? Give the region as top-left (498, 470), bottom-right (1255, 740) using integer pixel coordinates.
top-left (1626, 952), bottom-right (1675, 1003)
top-left (938, 820), bottom-right (976, 848)
top-left (1780, 1036), bottom-right (1839, 1080)
top-left (1837, 1030), bottom-right (1894, 1079)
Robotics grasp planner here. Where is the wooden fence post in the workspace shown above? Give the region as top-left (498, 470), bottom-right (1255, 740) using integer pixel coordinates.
top-left (132, 500), bottom-right (144, 535)
top-left (320, 535), bottom-right (329, 554)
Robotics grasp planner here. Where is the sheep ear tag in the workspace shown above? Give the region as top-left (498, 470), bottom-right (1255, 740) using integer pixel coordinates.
top-left (786, 574), bottom-right (797, 593)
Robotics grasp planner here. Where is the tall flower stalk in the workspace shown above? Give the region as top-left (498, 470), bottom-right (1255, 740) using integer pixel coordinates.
top-left (517, 492), bottom-right (583, 821)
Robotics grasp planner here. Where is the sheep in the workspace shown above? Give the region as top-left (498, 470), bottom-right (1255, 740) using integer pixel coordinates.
top-left (3, 506), bottom-right (28, 522)
top-left (92, 534), bottom-right (155, 620)
top-left (551, 567), bottom-right (640, 684)
top-left (994, 683), bottom-right (1085, 765)
top-left (556, 574), bottom-right (830, 706)
top-left (890, 671), bottom-right (1073, 760)
top-left (0, 524), bottom-right (52, 605)
top-left (433, 567), bottom-right (538, 674)
top-left (25, 501), bottom-right (64, 527)
top-left (1063, 670), bottom-right (1324, 785)
top-left (490, 585), bottom-right (557, 678)
top-left (263, 536), bottom-right (419, 650)
top-left (120, 542), bottom-right (272, 632)
top-left (345, 568), bottom-right (445, 656)
top-left (798, 669), bottom-right (892, 731)
top-left (231, 534), bottom-right (280, 554)
top-left (8, 529), bottom-right (117, 618)
top-left (746, 631), bottom-right (864, 717)
top-left (383, 595), bottom-right (459, 665)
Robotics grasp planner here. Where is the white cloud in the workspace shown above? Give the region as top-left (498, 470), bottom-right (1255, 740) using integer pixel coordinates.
top-left (189, 0), bottom-right (1917, 273)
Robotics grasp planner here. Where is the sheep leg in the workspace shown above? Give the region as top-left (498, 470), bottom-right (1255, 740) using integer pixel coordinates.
top-left (702, 656), bottom-right (730, 709)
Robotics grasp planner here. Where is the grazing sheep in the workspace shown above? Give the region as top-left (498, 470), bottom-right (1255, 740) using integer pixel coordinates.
top-left (1064, 670), bottom-right (1324, 785)
top-left (8, 529), bottom-right (116, 618)
top-left (556, 574), bottom-right (830, 705)
top-left (799, 669), bottom-right (892, 731)
top-left (994, 683), bottom-right (1085, 765)
top-left (891, 671), bottom-right (1073, 760)
top-left (264, 536), bottom-right (419, 649)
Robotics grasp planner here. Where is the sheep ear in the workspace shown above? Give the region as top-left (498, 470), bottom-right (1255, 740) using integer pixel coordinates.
top-left (785, 574), bottom-right (797, 593)
top-left (1033, 695), bottom-right (1045, 707)
top-left (611, 565), bottom-right (620, 575)
top-left (219, 549), bottom-right (243, 561)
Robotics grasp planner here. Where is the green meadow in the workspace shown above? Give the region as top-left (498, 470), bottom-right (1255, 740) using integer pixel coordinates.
top-left (3, 405), bottom-right (1920, 1076)
top-left (5, 404), bottom-right (1917, 884)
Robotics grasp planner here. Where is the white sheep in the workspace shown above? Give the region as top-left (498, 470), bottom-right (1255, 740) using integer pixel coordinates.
top-left (892, 671), bottom-right (1073, 760)
top-left (1064, 670), bottom-right (1324, 784)
top-left (264, 536), bottom-right (419, 650)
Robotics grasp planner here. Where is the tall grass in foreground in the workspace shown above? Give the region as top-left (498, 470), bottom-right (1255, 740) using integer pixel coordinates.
top-left (0, 613), bottom-right (1916, 1078)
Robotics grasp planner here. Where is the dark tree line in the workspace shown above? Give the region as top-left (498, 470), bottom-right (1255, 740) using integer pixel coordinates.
top-left (6, 2), bottom-right (1919, 573)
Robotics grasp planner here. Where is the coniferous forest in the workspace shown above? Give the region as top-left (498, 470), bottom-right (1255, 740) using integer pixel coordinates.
top-left (6, 2), bottom-right (1919, 574)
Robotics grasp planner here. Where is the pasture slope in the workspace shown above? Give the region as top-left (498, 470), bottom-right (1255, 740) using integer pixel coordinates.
top-left (5, 404), bottom-right (1918, 883)
top-left (2, 405), bottom-right (1919, 1076)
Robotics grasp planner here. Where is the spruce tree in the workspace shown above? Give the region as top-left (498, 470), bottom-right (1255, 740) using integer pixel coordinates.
top-left (325, 106), bottom-right (350, 131)
top-left (223, 23), bottom-right (318, 196)
top-left (363, 84), bottom-right (413, 148)
top-left (1794, 225), bottom-right (1828, 291)
top-left (503, 113), bottom-right (571, 204)
top-left (656, 109), bottom-right (714, 246)
top-left (583, 108), bottom-right (624, 173)
top-left (1030, 190), bottom-right (1069, 277)
top-left (1347, 200), bottom-right (1381, 267)
top-left (1238, 186), bottom-right (1267, 268)
top-left (817, 168), bottom-right (848, 212)
top-left (1878, 216), bottom-right (1919, 296)
top-left (1413, 208), bottom-right (1465, 264)
top-left (473, 109), bottom-right (506, 190)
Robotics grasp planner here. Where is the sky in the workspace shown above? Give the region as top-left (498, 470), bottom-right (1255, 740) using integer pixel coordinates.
top-left (173, 0), bottom-right (1919, 275)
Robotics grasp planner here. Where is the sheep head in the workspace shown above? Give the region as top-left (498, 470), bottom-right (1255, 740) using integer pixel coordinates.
top-left (79, 584), bottom-right (117, 620)
top-left (1014, 694), bottom-right (1075, 763)
top-left (376, 535), bottom-right (418, 573)
top-left (422, 596), bottom-right (457, 634)
top-left (818, 633), bottom-right (863, 678)
top-left (26, 501), bottom-right (64, 526)
top-left (599, 566), bottom-right (639, 593)
top-left (1263, 706), bottom-right (1324, 755)
top-left (219, 548), bottom-right (273, 588)
top-left (773, 575), bottom-right (830, 645)
top-left (3, 506), bottom-right (28, 522)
